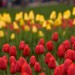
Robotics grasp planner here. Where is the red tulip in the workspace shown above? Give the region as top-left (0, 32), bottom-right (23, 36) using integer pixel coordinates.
top-left (44, 52), bottom-right (53, 64)
top-left (2, 43), bottom-right (10, 53)
top-left (52, 32), bottom-right (59, 42)
top-left (0, 57), bottom-right (7, 70)
top-left (46, 41), bottom-right (54, 51)
top-left (68, 64), bottom-right (75, 75)
top-left (70, 36), bottom-right (75, 45)
top-left (48, 57), bottom-right (56, 69)
top-left (19, 41), bottom-right (25, 50)
top-left (35, 45), bottom-right (45, 54)
top-left (23, 44), bottom-right (30, 57)
top-left (3, 55), bottom-right (8, 64)
top-left (72, 42), bottom-right (75, 50)
top-left (38, 38), bottom-right (45, 46)
top-left (30, 55), bottom-right (37, 66)
top-left (9, 56), bottom-right (16, 65)
top-left (21, 63), bottom-right (32, 75)
top-left (34, 62), bottom-right (41, 72)
top-left (9, 46), bottom-right (17, 57)
top-left (54, 66), bottom-right (62, 75)
top-left (65, 49), bottom-right (75, 61)
top-left (21, 72), bottom-right (29, 75)
top-left (40, 72), bottom-right (46, 75)
top-left (57, 44), bottom-right (65, 58)
top-left (63, 59), bottom-right (72, 73)
top-left (63, 40), bottom-right (70, 50)
top-left (10, 63), bottom-right (16, 74)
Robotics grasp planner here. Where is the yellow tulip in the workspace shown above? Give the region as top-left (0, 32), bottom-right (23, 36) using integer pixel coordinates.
top-left (0, 30), bottom-right (4, 38)
top-left (50, 11), bottom-right (56, 19)
top-left (48, 19), bottom-right (54, 25)
top-left (29, 10), bottom-right (34, 20)
top-left (24, 13), bottom-right (29, 21)
top-left (38, 31), bottom-right (44, 37)
top-left (42, 21), bottom-right (46, 28)
top-left (35, 14), bottom-right (40, 21)
top-left (54, 18), bottom-right (62, 26)
top-left (46, 24), bottom-right (51, 30)
top-left (15, 12), bottom-right (23, 21)
top-left (73, 19), bottom-right (75, 25)
top-left (72, 7), bottom-right (75, 16)
top-left (39, 15), bottom-right (45, 22)
top-left (10, 33), bottom-right (15, 40)
top-left (0, 20), bottom-right (6, 28)
top-left (57, 12), bottom-right (62, 19)
top-left (24, 25), bottom-right (30, 31)
top-left (32, 26), bottom-right (37, 33)
top-left (63, 10), bottom-right (71, 19)
top-left (13, 22), bottom-right (19, 30)
top-left (20, 19), bottom-right (25, 26)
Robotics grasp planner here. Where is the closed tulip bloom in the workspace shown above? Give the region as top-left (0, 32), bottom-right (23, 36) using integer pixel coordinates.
top-left (40, 72), bottom-right (46, 75)
top-left (44, 52), bottom-right (53, 64)
top-left (64, 49), bottom-right (75, 61)
top-left (23, 44), bottom-right (30, 57)
top-left (52, 32), bottom-right (59, 42)
top-left (19, 41), bottom-right (25, 50)
top-left (63, 59), bottom-right (72, 73)
top-left (2, 43), bottom-right (10, 53)
top-left (0, 57), bottom-right (7, 70)
top-left (9, 56), bottom-right (16, 65)
top-left (10, 63), bottom-right (16, 74)
top-left (70, 36), bottom-right (75, 45)
top-left (46, 41), bottom-right (54, 51)
top-left (48, 57), bottom-right (56, 69)
top-left (38, 38), bottom-right (45, 46)
top-left (21, 72), bottom-right (29, 75)
top-left (21, 63), bottom-right (32, 75)
top-left (30, 55), bottom-right (37, 66)
top-left (63, 40), bottom-right (70, 50)
top-left (54, 66), bottom-right (62, 75)
top-left (35, 45), bottom-right (45, 54)
top-left (3, 55), bottom-right (8, 64)
top-left (68, 64), bottom-right (75, 75)
top-left (34, 62), bottom-right (41, 72)
top-left (72, 42), bottom-right (75, 50)
top-left (57, 44), bottom-right (65, 58)
top-left (9, 46), bottom-right (17, 57)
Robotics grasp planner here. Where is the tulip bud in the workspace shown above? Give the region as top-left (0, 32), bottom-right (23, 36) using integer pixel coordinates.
top-left (70, 36), bottom-right (75, 45)
top-left (52, 32), bottom-right (59, 42)
top-left (3, 55), bottom-right (8, 64)
top-left (40, 72), bottom-right (46, 75)
top-left (46, 41), bottom-right (54, 51)
top-left (34, 62), bottom-right (41, 72)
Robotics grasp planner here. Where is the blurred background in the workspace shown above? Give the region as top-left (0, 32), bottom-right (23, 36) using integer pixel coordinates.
top-left (0, 0), bottom-right (75, 8)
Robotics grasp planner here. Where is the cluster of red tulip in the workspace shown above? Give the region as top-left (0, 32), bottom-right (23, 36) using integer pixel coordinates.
top-left (1, 32), bottom-right (75, 75)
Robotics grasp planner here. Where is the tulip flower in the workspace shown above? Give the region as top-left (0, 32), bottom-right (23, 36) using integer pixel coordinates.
top-left (70, 36), bottom-right (75, 45)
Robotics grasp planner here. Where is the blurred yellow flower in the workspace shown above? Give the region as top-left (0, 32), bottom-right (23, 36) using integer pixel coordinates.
top-left (29, 11), bottom-right (34, 20)
top-left (15, 12), bottom-right (23, 21)
top-left (0, 30), bottom-right (4, 38)
top-left (13, 22), bottom-right (19, 30)
top-left (31, 19), bottom-right (35, 24)
top-left (63, 10), bottom-right (71, 19)
top-left (54, 18), bottom-right (62, 26)
top-left (38, 31), bottom-right (44, 37)
top-left (42, 21), bottom-right (46, 28)
top-left (35, 14), bottom-right (40, 21)
top-left (72, 7), bottom-right (75, 16)
top-left (24, 25), bottom-right (30, 31)
top-left (46, 24), bottom-right (51, 30)
top-left (57, 12), bottom-right (62, 19)
top-left (32, 26), bottom-right (37, 33)
top-left (10, 33), bottom-right (15, 40)
top-left (50, 11), bottom-right (56, 19)
top-left (63, 31), bottom-right (66, 36)
top-left (48, 19), bottom-right (54, 25)
top-left (0, 20), bottom-right (6, 28)
top-left (24, 13), bottom-right (29, 21)
top-left (20, 19), bottom-right (25, 26)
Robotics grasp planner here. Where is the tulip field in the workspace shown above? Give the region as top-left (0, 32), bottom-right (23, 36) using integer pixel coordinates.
top-left (1, 5), bottom-right (75, 75)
